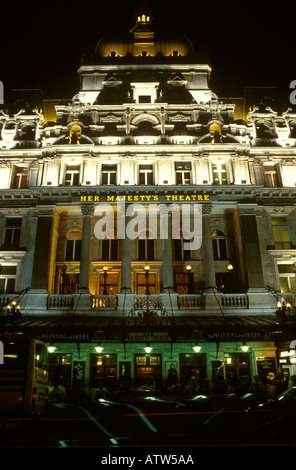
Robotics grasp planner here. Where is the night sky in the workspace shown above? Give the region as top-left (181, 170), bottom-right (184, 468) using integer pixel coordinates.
top-left (1, 0), bottom-right (295, 107)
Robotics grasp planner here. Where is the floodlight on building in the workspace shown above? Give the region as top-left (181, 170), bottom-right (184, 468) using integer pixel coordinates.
top-left (48, 345), bottom-right (56, 353)
top-left (241, 342), bottom-right (249, 352)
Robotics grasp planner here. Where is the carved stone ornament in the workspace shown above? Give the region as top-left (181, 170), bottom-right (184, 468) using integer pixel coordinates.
top-left (81, 204), bottom-right (94, 216)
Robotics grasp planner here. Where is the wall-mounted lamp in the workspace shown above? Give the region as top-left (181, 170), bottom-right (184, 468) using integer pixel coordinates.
top-left (47, 344), bottom-right (56, 353)
top-left (241, 342), bottom-right (249, 352)
top-left (193, 343), bottom-right (201, 353)
top-left (144, 343), bottom-right (152, 354)
top-left (95, 343), bottom-right (104, 353)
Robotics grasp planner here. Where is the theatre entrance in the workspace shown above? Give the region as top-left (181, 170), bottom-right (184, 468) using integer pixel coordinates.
top-left (134, 354), bottom-right (162, 388)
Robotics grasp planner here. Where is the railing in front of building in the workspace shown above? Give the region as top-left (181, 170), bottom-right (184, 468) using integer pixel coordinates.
top-left (219, 293), bottom-right (249, 308)
top-left (177, 293), bottom-right (249, 309)
top-left (92, 295), bottom-right (118, 309)
top-left (177, 294), bottom-right (204, 309)
top-left (47, 295), bottom-right (74, 309)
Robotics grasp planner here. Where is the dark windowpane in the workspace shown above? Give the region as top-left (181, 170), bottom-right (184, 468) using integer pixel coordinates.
top-left (138, 240), bottom-right (145, 261)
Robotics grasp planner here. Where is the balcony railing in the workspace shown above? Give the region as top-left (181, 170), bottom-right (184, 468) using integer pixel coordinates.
top-left (177, 294), bottom-right (205, 309)
top-left (219, 294), bottom-right (249, 308)
top-left (92, 295), bottom-right (118, 309)
top-left (47, 295), bottom-right (74, 309)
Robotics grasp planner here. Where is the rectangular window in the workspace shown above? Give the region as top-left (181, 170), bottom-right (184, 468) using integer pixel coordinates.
top-left (137, 272), bottom-right (156, 294)
top-left (175, 162), bottom-right (191, 185)
top-left (12, 167), bottom-right (28, 189)
top-left (271, 217), bottom-right (291, 250)
top-left (175, 272), bottom-right (193, 294)
top-left (4, 218), bottom-right (22, 247)
top-left (0, 265), bottom-right (17, 293)
top-left (99, 272), bottom-right (118, 295)
top-left (278, 264), bottom-right (296, 292)
top-left (212, 163), bottom-right (228, 184)
top-left (139, 164), bottom-right (153, 185)
top-left (101, 165), bottom-right (117, 185)
top-left (65, 165), bottom-right (80, 186)
top-left (138, 95), bottom-right (151, 103)
top-left (264, 165), bottom-right (279, 187)
top-left (102, 239), bottom-right (118, 261)
top-left (65, 239), bottom-right (81, 261)
top-left (174, 239), bottom-right (191, 261)
top-left (138, 239), bottom-right (154, 261)
top-left (60, 272), bottom-right (79, 295)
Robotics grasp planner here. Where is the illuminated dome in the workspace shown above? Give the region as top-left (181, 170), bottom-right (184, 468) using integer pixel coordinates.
top-left (95, 8), bottom-right (194, 59)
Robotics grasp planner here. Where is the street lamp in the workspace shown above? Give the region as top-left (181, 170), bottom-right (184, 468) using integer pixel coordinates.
top-left (276, 299), bottom-right (291, 322)
top-left (6, 300), bottom-right (21, 317)
top-left (186, 264), bottom-right (194, 294)
top-left (102, 266), bottom-right (108, 295)
top-left (144, 265), bottom-right (150, 295)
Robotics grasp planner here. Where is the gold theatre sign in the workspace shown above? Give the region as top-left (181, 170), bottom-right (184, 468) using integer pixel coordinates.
top-left (80, 193), bottom-right (210, 202)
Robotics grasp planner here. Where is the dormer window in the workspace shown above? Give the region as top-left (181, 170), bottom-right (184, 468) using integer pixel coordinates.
top-left (131, 82), bottom-right (159, 104)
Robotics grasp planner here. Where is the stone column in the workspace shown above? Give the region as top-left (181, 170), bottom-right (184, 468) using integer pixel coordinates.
top-left (239, 209), bottom-right (264, 290)
top-left (202, 203), bottom-right (216, 290)
top-left (160, 206), bottom-right (174, 292)
top-left (120, 206), bottom-right (132, 293)
top-left (31, 210), bottom-right (54, 291)
top-left (78, 204), bottom-right (94, 292)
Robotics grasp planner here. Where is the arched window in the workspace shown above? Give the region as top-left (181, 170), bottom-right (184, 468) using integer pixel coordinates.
top-left (212, 230), bottom-right (227, 260)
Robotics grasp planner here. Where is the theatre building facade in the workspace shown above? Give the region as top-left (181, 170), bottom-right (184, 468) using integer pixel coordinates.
top-left (1, 9), bottom-right (296, 397)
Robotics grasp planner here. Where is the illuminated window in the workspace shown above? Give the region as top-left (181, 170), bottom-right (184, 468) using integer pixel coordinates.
top-left (271, 217), bottom-right (291, 250)
top-left (12, 166), bottom-right (28, 188)
top-left (99, 272), bottom-right (118, 295)
top-left (278, 264), bottom-right (296, 292)
top-left (212, 163), bottom-right (227, 184)
top-left (175, 161), bottom-right (191, 184)
top-left (137, 272), bottom-right (156, 294)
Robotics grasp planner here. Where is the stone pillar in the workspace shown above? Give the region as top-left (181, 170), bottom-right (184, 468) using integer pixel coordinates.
top-left (78, 204), bottom-right (94, 292)
top-left (120, 206), bottom-right (132, 293)
top-left (202, 203), bottom-right (216, 290)
top-left (239, 209), bottom-right (265, 290)
top-left (160, 206), bottom-right (174, 292)
top-left (31, 211), bottom-right (54, 291)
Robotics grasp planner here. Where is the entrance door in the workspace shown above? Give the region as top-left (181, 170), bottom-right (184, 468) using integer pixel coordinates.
top-left (224, 352), bottom-right (251, 393)
top-left (90, 354), bottom-right (117, 391)
top-left (179, 353), bottom-right (207, 393)
top-left (134, 354), bottom-right (162, 388)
